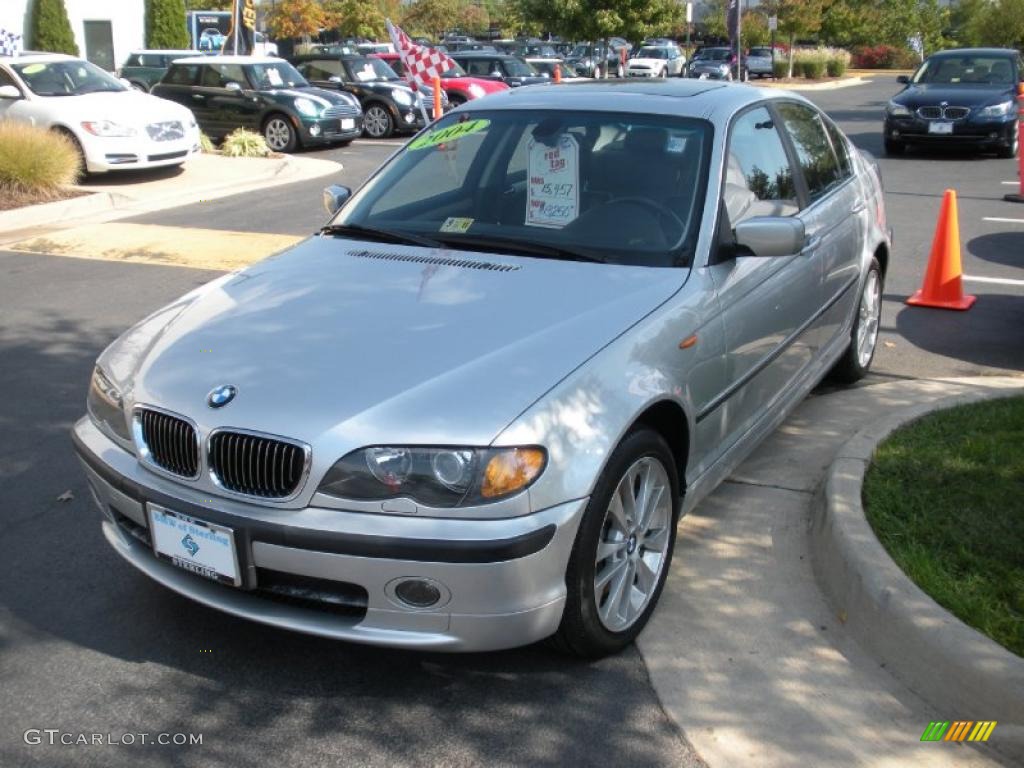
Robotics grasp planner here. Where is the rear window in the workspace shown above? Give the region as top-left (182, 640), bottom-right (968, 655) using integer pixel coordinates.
top-left (164, 63), bottom-right (198, 85)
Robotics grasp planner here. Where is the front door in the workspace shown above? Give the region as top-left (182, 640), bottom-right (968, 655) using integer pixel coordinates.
top-left (704, 104), bottom-right (822, 451)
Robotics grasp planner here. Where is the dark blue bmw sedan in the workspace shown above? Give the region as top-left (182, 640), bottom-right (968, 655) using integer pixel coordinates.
top-left (883, 48), bottom-right (1022, 158)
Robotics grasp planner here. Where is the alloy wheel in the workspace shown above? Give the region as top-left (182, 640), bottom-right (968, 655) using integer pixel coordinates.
top-left (364, 105), bottom-right (392, 138)
top-left (263, 117), bottom-right (294, 152)
top-left (856, 269), bottom-right (882, 368)
top-left (593, 456), bottom-right (672, 632)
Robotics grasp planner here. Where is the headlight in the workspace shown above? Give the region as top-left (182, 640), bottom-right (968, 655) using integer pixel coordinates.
top-left (393, 88), bottom-right (413, 106)
top-left (87, 367), bottom-right (132, 447)
top-left (887, 100), bottom-right (911, 117)
top-left (318, 446), bottom-right (546, 507)
top-left (81, 120), bottom-right (137, 137)
top-left (467, 83), bottom-right (486, 99)
top-left (294, 97), bottom-right (320, 117)
top-left (977, 100), bottom-right (1014, 118)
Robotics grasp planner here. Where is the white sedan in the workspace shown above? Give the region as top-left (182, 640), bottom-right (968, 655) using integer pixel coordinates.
top-left (0, 53), bottom-right (201, 174)
top-left (627, 45), bottom-right (686, 78)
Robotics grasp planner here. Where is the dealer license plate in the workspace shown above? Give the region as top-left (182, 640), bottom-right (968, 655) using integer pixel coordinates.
top-left (148, 504), bottom-right (241, 586)
top-left (341, 118), bottom-right (355, 130)
top-left (928, 121), bottom-right (953, 135)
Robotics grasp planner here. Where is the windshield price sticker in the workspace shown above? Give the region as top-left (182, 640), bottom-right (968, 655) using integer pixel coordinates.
top-left (266, 67), bottom-right (284, 86)
top-left (526, 134), bottom-right (580, 228)
top-left (408, 119), bottom-right (491, 151)
top-left (440, 217), bottom-right (474, 233)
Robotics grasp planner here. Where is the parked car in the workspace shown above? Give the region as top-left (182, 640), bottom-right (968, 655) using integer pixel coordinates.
top-left (744, 47), bottom-right (777, 79)
top-left (687, 47), bottom-right (738, 80)
top-left (627, 45), bottom-right (686, 78)
top-left (884, 47), bottom-right (1022, 158)
top-left (0, 53), bottom-right (200, 174)
top-left (448, 52), bottom-right (549, 87)
top-left (74, 80), bottom-right (890, 657)
top-left (151, 55), bottom-right (362, 152)
top-left (566, 41), bottom-right (631, 78)
top-left (253, 31), bottom-right (279, 58)
top-left (118, 50), bottom-right (199, 92)
top-left (525, 58), bottom-right (584, 82)
top-left (290, 54), bottom-right (426, 138)
top-left (374, 52), bottom-right (507, 106)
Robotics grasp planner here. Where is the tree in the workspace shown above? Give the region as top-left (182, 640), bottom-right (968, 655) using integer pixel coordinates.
top-left (400, 0), bottom-right (461, 39)
top-left (700, 0), bottom-right (729, 40)
top-left (742, 9), bottom-right (770, 47)
top-left (30, 0), bottom-right (78, 55)
top-left (516, 0), bottom-right (682, 46)
top-left (965, 0), bottom-right (1024, 50)
top-left (185, 0), bottom-right (232, 10)
top-left (267, 0), bottom-right (326, 43)
top-left (764, 0), bottom-right (824, 76)
top-left (325, 0), bottom-right (385, 39)
top-left (147, 0), bottom-right (191, 49)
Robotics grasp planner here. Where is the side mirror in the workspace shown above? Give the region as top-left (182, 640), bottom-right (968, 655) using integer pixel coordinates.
top-left (734, 216), bottom-right (806, 258)
top-left (896, 75), bottom-right (910, 84)
top-left (225, 81), bottom-right (243, 93)
top-left (322, 184), bottom-right (352, 215)
top-left (328, 75), bottom-right (342, 84)
top-left (0, 84), bottom-right (21, 99)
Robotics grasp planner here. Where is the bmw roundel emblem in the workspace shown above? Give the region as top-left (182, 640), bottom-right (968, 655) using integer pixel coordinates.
top-left (207, 384), bottom-right (237, 408)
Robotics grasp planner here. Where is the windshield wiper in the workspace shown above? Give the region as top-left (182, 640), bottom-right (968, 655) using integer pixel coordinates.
top-left (320, 223), bottom-right (444, 249)
top-left (431, 234), bottom-right (605, 263)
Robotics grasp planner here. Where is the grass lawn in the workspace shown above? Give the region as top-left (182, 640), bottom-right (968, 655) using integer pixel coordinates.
top-left (863, 395), bottom-right (1024, 657)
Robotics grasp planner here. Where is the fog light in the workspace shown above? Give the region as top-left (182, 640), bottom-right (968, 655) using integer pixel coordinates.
top-left (404, 113), bottom-right (415, 123)
top-left (395, 578), bottom-right (441, 608)
top-left (990, 132), bottom-right (999, 138)
top-left (309, 123), bottom-right (322, 137)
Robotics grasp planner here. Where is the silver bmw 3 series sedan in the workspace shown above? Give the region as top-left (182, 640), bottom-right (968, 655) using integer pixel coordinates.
top-left (74, 80), bottom-right (890, 657)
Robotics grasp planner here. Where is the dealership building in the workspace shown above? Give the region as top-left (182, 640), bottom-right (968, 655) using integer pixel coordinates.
top-left (1, 0), bottom-right (145, 70)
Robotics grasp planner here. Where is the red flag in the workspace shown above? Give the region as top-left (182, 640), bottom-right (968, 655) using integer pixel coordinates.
top-left (386, 20), bottom-right (457, 91)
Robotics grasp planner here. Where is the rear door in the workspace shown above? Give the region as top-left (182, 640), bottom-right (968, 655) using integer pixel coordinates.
top-left (704, 104), bottom-right (821, 451)
top-left (153, 62), bottom-right (202, 120)
top-left (774, 101), bottom-right (863, 353)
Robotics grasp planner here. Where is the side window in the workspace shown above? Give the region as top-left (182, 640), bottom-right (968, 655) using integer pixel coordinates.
top-left (776, 102), bottom-right (843, 203)
top-left (299, 60), bottom-right (340, 80)
top-left (725, 106), bottom-right (799, 224)
top-left (823, 119), bottom-right (852, 180)
top-left (201, 64), bottom-right (247, 88)
top-left (125, 54), bottom-right (142, 67)
top-left (0, 67), bottom-right (18, 88)
top-left (164, 64), bottom-right (198, 85)
top-left (464, 59), bottom-right (489, 76)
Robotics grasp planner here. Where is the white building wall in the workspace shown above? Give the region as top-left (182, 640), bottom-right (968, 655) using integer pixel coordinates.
top-left (1, 0), bottom-right (145, 69)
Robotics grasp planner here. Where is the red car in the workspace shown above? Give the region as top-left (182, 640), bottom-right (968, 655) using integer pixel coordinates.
top-left (371, 52), bottom-right (509, 106)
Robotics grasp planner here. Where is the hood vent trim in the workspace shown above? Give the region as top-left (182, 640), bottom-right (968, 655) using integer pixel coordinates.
top-left (347, 249), bottom-right (520, 272)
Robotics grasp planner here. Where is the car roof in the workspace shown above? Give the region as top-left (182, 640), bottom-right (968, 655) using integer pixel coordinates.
top-left (169, 55), bottom-right (283, 65)
top-left (1, 53), bottom-right (78, 63)
top-left (450, 52), bottom-right (514, 58)
top-left (129, 50), bottom-right (199, 56)
top-left (459, 79), bottom-right (795, 123)
top-left (927, 47), bottom-right (1018, 58)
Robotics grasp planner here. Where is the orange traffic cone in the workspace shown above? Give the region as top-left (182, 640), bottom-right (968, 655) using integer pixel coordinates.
top-left (905, 189), bottom-right (976, 311)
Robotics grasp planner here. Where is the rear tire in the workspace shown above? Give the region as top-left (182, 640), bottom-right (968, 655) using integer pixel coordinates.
top-left (831, 257), bottom-right (883, 384)
top-left (551, 428), bottom-right (679, 658)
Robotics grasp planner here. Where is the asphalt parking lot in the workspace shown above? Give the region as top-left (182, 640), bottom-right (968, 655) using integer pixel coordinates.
top-left (1, 74), bottom-right (1022, 767)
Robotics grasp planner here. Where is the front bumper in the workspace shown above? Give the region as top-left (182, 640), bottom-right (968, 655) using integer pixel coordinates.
top-left (80, 129), bottom-right (201, 173)
top-left (300, 115), bottom-right (363, 145)
top-left (627, 68), bottom-right (660, 78)
top-left (72, 416), bottom-right (584, 651)
top-left (884, 115), bottom-right (1017, 147)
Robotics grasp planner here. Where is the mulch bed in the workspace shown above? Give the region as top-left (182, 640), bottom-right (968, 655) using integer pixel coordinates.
top-left (0, 186), bottom-right (90, 212)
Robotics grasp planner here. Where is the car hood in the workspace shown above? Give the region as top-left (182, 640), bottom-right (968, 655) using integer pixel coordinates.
top-left (57, 90), bottom-right (192, 124)
top-left (893, 83), bottom-right (1015, 108)
top-left (441, 76), bottom-right (508, 94)
top-left (271, 86), bottom-right (356, 106)
top-left (121, 238), bottom-right (685, 449)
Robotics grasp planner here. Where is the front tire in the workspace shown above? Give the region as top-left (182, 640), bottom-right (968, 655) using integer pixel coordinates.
top-left (362, 104), bottom-right (394, 138)
top-left (55, 127), bottom-right (88, 182)
top-left (551, 428), bottom-right (679, 658)
top-left (996, 128), bottom-right (1019, 159)
top-left (263, 114), bottom-right (297, 153)
top-left (831, 257), bottom-right (883, 383)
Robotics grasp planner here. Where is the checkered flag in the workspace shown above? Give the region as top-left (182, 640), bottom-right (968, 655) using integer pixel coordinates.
top-left (386, 20), bottom-right (457, 92)
top-left (0, 28), bottom-right (22, 57)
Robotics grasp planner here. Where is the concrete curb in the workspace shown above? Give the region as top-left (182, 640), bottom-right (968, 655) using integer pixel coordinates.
top-left (0, 154), bottom-right (340, 237)
top-left (810, 384), bottom-right (1024, 759)
top-left (755, 76), bottom-right (866, 92)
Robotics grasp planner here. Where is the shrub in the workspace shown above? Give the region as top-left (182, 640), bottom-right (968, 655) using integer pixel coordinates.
top-left (805, 59), bottom-right (826, 79)
top-left (0, 122), bottom-right (80, 197)
top-left (146, 0), bottom-right (190, 49)
top-left (852, 44), bottom-right (918, 70)
top-left (30, 0), bottom-right (78, 55)
top-left (199, 131), bottom-right (216, 153)
top-left (772, 59), bottom-right (789, 79)
top-left (221, 128), bottom-right (271, 157)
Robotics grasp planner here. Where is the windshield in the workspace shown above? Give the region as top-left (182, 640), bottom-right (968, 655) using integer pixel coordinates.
top-left (12, 59), bottom-right (126, 96)
top-left (570, 45), bottom-right (590, 57)
top-left (702, 49), bottom-right (731, 61)
top-left (502, 58), bottom-right (536, 76)
top-left (749, 48), bottom-right (772, 57)
top-left (344, 57), bottom-right (396, 82)
top-left (913, 55), bottom-right (1015, 85)
top-left (637, 47), bottom-right (669, 59)
top-left (248, 61), bottom-right (308, 89)
top-left (331, 110), bottom-right (712, 267)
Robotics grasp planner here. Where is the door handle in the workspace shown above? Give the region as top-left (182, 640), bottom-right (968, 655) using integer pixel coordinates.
top-left (850, 203), bottom-right (866, 214)
top-left (802, 235), bottom-right (822, 253)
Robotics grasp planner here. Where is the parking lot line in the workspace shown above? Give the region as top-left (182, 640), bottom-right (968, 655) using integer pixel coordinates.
top-left (963, 274), bottom-right (1024, 287)
top-left (1002, 181), bottom-right (1020, 185)
top-left (7, 223), bottom-right (303, 271)
top-left (982, 217), bottom-right (1024, 224)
